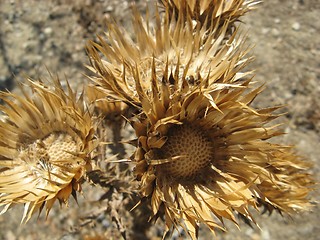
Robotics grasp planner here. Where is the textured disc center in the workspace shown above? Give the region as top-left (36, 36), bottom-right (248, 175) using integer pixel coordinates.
top-left (159, 124), bottom-right (213, 179)
top-left (42, 133), bottom-right (78, 161)
top-left (22, 132), bottom-right (78, 164)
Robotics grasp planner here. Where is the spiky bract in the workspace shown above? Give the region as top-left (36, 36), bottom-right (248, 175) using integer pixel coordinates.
top-left (0, 78), bottom-right (97, 222)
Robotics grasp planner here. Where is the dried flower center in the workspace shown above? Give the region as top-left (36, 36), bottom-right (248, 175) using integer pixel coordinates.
top-left (41, 133), bottom-right (78, 162)
top-left (21, 132), bottom-right (78, 166)
top-left (159, 124), bottom-right (213, 179)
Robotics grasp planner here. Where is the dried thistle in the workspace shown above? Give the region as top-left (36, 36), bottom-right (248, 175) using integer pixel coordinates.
top-left (130, 64), bottom-right (313, 239)
top-left (86, 4), bottom-right (251, 108)
top-left (0, 77), bottom-right (97, 222)
top-left (0, 0), bottom-right (314, 239)
top-left (86, 3), bottom-right (313, 239)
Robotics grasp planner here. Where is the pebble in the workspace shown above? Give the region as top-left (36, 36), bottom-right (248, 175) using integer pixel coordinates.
top-left (292, 22), bottom-right (301, 31)
top-left (5, 231), bottom-right (16, 240)
top-left (44, 27), bottom-right (53, 35)
top-left (106, 5), bottom-right (114, 12)
top-left (261, 28), bottom-right (270, 35)
top-left (274, 18), bottom-right (281, 24)
top-left (251, 233), bottom-right (261, 240)
top-left (271, 28), bottom-right (280, 36)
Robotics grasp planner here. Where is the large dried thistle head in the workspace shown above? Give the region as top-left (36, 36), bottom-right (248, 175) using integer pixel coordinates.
top-left (0, 77), bottom-right (97, 222)
top-left (132, 79), bottom-right (313, 238)
top-left (86, 3), bottom-right (313, 239)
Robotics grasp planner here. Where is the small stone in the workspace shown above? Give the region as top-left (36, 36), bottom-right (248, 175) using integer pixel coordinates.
top-left (106, 5), bottom-right (114, 12)
top-left (271, 28), bottom-right (280, 36)
top-left (44, 27), bottom-right (53, 35)
top-left (292, 22), bottom-right (300, 31)
top-left (5, 231), bottom-right (16, 240)
top-left (251, 233), bottom-right (260, 240)
top-left (261, 229), bottom-right (270, 240)
top-left (261, 28), bottom-right (269, 34)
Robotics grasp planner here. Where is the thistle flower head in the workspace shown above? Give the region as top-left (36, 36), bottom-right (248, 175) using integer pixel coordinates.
top-left (87, 4), bottom-right (251, 107)
top-left (0, 78), bottom-right (97, 222)
top-left (86, 4), bottom-right (313, 239)
top-left (131, 73), bottom-right (313, 238)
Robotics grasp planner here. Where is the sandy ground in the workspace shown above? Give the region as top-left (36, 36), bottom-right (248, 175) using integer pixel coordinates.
top-left (0, 0), bottom-right (319, 239)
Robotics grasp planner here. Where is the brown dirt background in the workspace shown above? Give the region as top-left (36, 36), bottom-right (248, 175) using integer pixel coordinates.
top-left (0, 0), bottom-right (319, 239)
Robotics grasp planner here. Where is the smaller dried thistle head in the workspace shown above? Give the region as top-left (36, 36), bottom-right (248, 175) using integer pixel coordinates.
top-left (86, 4), bottom-right (252, 108)
top-left (0, 77), bottom-right (97, 222)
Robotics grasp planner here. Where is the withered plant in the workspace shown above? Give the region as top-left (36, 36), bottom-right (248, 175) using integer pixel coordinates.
top-left (0, 0), bottom-right (314, 239)
top-left (0, 77), bottom-right (97, 222)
